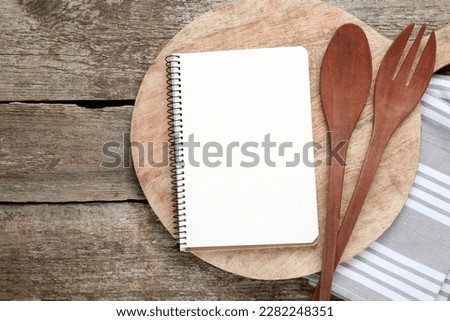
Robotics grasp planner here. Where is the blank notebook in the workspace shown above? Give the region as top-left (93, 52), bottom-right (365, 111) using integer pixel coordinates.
top-left (166, 46), bottom-right (319, 251)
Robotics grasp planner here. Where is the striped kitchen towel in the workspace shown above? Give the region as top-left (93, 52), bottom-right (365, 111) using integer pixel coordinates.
top-left (309, 74), bottom-right (450, 301)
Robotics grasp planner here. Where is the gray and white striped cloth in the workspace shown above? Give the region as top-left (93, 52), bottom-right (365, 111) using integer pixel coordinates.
top-left (309, 74), bottom-right (450, 301)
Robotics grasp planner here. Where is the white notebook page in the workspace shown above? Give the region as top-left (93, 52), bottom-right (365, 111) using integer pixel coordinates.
top-left (175, 46), bottom-right (318, 250)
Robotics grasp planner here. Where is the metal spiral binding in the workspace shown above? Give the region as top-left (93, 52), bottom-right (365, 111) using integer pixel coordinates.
top-left (166, 55), bottom-right (187, 248)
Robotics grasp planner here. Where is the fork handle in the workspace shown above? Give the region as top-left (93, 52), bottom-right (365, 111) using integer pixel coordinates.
top-left (312, 128), bottom-right (390, 300)
top-left (335, 129), bottom-right (390, 259)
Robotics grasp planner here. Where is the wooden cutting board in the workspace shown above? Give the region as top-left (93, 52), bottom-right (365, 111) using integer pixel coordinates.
top-left (131, 0), bottom-right (450, 280)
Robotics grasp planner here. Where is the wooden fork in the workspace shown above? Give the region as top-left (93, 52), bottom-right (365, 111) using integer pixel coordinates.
top-left (313, 23), bottom-right (437, 300)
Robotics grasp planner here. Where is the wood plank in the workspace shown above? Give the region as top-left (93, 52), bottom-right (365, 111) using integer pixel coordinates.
top-left (0, 0), bottom-right (449, 101)
top-left (0, 0), bottom-right (228, 101)
top-left (328, 0), bottom-right (450, 38)
top-left (0, 103), bottom-right (145, 202)
top-left (0, 202), bottom-right (323, 300)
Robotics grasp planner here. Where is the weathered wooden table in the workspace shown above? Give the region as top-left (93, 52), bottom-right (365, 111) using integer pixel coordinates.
top-left (1, 0), bottom-right (449, 300)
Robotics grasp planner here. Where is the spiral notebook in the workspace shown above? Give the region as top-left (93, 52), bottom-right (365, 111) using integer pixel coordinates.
top-left (167, 46), bottom-right (319, 251)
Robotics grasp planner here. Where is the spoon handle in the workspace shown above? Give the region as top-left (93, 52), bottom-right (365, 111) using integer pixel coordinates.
top-left (314, 134), bottom-right (350, 300)
top-left (312, 128), bottom-right (390, 300)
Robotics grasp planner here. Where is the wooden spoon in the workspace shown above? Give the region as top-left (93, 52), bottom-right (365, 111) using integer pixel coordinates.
top-left (335, 24), bottom-right (436, 272)
top-left (313, 23), bottom-right (372, 300)
top-left (312, 24), bottom-right (437, 300)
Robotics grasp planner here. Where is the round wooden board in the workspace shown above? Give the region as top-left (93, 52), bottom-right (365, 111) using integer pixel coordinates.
top-left (131, 0), bottom-right (450, 280)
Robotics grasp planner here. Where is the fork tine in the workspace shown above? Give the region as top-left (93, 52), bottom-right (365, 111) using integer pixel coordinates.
top-left (377, 24), bottom-right (415, 81)
top-left (395, 24), bottom-right (426, 83)
top-left (409, 31), bottom-right (437, 92)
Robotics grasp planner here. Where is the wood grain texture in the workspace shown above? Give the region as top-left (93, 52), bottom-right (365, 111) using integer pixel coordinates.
top-left (0, 103), bottom-right (144, 202)
top-left (0, 0), bottom-right (228, 101)
top-left (132, 0), bottom-right (450, 280)
top-left (0, 202), bottom-right (319, 300)
top-left (0, 0), bottom-right (449, 101)
top-left (0, 0), bottom-right (449, 301)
